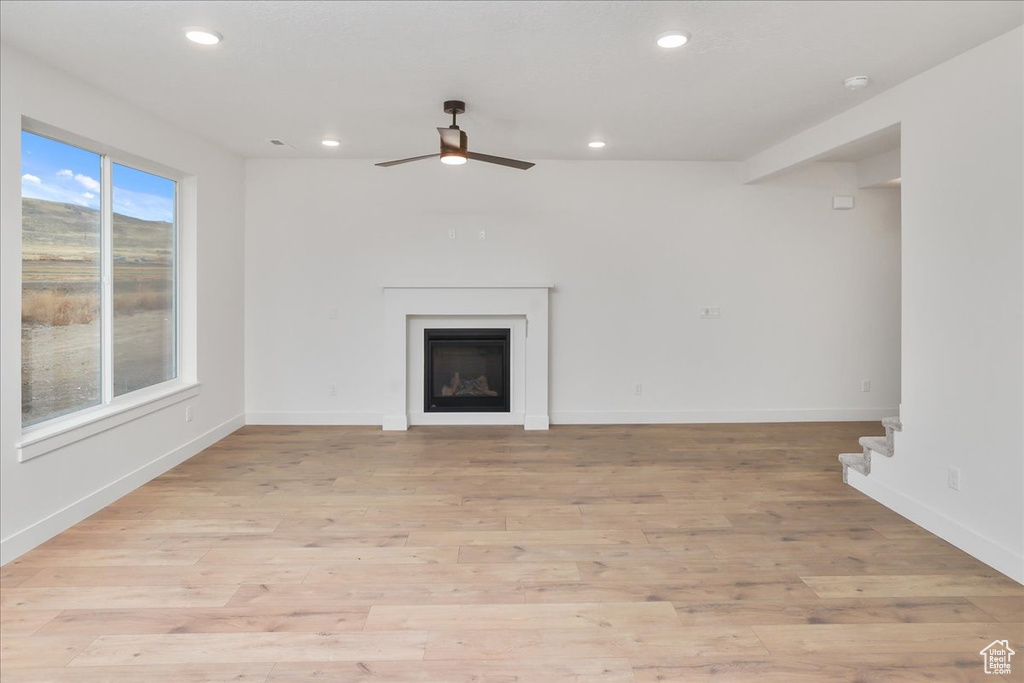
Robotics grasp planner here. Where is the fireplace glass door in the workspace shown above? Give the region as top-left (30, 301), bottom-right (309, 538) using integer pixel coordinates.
top-left (424, 329), bottom-right (510, 412)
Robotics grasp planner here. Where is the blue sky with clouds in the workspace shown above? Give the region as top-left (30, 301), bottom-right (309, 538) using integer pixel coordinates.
top-left (21, 131), bottom-right (175, 223)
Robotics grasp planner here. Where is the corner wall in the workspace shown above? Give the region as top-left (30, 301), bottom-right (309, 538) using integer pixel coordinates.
top-left (746, 27), bottom-right (1024, 582)
top-left (0, 44), bottom-right (247, 563)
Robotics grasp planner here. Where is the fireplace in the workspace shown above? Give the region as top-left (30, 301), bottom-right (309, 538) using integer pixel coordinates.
top-left (424, 328), bottom-right (511, 413)
top-left (382, 285), bottom-right (550, 430)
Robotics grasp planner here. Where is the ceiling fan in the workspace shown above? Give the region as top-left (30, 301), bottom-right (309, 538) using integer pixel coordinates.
top-left (376, 100), bottom-right (535, 170)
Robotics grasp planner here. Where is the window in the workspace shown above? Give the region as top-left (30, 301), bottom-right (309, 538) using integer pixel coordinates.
top-left (111, 164), bottom-right (177, 396)
top-left (21, 130), bottom-right (178, 428)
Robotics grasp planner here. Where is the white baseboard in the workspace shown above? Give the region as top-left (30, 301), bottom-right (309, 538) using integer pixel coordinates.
top-left (247, 411), bottom-right (382, 426)
top-left (381, 414), bottom-right (409, 431)
top-left (550, 408), bottom-right (898, 424)
top-left (848, 471), bottom-right (1024, 584)
top-left (524, 414), bottom-right (550, 430)
top-left (250, 412), bottom-right (548, 429)
top-left (0, 413), bottom-right (244, 566)
top-left (248, 408), bottom-right (895, 428)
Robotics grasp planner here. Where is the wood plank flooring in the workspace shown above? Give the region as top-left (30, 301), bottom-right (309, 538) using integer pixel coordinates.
top-left (2, 423), bottom-right (1021, 681)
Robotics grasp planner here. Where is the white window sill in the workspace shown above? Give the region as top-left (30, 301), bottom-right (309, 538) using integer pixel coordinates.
top-left (17, 382), bottom-right (201, 462)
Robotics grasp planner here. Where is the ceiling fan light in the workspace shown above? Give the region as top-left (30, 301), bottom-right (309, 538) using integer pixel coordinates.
top-left (440, 152), bottom-right (467, 165)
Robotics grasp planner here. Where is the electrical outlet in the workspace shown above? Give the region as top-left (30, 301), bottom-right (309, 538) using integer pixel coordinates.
top-left (328, 308), bottom-right (339, 320)
top-left (634, 383), bottom-right (643, 396)
top-left (947, 466), bottom-right (960, 491)
top-left (448, 228), bottom-right (457, 240)
top-left (185, 406), bottom-right (193, 423)
top-left (861, 379), bottom-right (871, 393)
top-left (329, 384), bottom-right (337, 396)
top-left (478, 229), bottom-right (487, 240)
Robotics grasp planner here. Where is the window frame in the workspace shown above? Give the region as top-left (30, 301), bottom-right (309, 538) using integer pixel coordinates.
top-left (17, 118), bottom-right (199, 462)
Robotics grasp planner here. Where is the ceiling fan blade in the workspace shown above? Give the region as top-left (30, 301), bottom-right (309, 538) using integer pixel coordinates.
top-left (375, 153), bottom-right (440, 167)
top-left (437, 127), bottom-right (463, 149)
top-left (466, 151), bottom-right (535, 170)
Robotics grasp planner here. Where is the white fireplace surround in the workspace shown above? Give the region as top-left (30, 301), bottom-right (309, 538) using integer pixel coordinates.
top-left (382, 285), bottom-right (552, 430)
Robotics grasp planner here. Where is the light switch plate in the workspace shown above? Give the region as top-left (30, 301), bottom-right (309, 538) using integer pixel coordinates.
top-left (699, 306), bottom-right (721, 318)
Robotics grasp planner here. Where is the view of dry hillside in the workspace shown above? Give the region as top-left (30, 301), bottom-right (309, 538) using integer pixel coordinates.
top-left (22, 197), bottom-right (175, 425)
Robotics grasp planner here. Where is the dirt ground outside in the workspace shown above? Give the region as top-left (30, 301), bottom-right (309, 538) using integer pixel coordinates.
top-left (22, 310), bottom-right (174, 426)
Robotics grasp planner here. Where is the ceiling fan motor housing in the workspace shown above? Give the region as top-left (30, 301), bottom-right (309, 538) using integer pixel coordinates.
top-left (441, 130), bottom-right (469, 155)
top-left (443, 100), bottom-right (466, 115)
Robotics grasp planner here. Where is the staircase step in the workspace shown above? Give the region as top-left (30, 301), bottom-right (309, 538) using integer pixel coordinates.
top-left (860, 435), bottom-right (892, 457)
top-left (882, 416), bottom-right (902, 432)
top-left (881, 417), bottom-right (901, 454)
top-left (839, 452), bottom-right (870, 480)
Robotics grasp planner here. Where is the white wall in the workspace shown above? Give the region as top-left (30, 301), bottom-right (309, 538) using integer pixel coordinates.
top-left (746, 27), bottom-right (1024, 582)
top-left (857, 149), bottom-right (901, 189)
top-left (245, 158), bottom-right (900, 425)
top-left (0, 44), bottom-right (246, 563)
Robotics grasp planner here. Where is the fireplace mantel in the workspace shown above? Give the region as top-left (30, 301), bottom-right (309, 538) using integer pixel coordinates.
top-left (382, 285), bottom-right (552, 431)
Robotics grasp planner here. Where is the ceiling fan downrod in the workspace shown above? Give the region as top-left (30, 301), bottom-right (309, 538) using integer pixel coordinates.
top-left (443, 100), bottom-right (465, 129)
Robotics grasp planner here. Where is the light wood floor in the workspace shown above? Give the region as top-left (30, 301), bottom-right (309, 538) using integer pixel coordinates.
top-left (2, 423), bottom-right (1021, 681)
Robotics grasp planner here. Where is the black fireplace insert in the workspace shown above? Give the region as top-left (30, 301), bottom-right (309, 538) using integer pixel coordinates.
top-left (424, 328), bottom-right (510, 412)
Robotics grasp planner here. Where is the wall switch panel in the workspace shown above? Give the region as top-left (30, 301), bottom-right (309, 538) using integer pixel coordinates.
top-left (699, 306), bottom-right (721, 318)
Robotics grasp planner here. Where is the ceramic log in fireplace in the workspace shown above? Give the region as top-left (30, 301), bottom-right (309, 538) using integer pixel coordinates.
top-left (424, 328), bottom-right (511, 412)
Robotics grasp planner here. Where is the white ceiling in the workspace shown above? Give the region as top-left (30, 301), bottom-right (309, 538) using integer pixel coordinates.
top-left (1, 1), bottom-right (1020, 161)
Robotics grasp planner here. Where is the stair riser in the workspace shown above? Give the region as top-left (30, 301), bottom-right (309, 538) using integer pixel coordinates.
top-left (840, 416), bottom-right (898, 481)
top-left (884, 426), bottom-right (896, 453)
top-left (839, 453), bottom-right (870, 480)
top-left (859, 436), bottom-right (893, 458)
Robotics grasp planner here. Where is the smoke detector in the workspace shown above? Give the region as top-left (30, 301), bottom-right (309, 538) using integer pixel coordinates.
top-left (844, 76), bottom-right (870, 91)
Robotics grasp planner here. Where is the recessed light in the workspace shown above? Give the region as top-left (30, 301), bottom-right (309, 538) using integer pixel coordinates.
top-left (588, 141), bottom-right (606, 149)
top-left (844, 76), bottom-right (870, 91)
top-left (440, 154), bottom-right (467, 166)
top-left (184, 28), bottom-right (222, 45)
top-left (321, 139), bottom-right (341, 148)
top-left (656, 32), bottom-right (689, 49)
